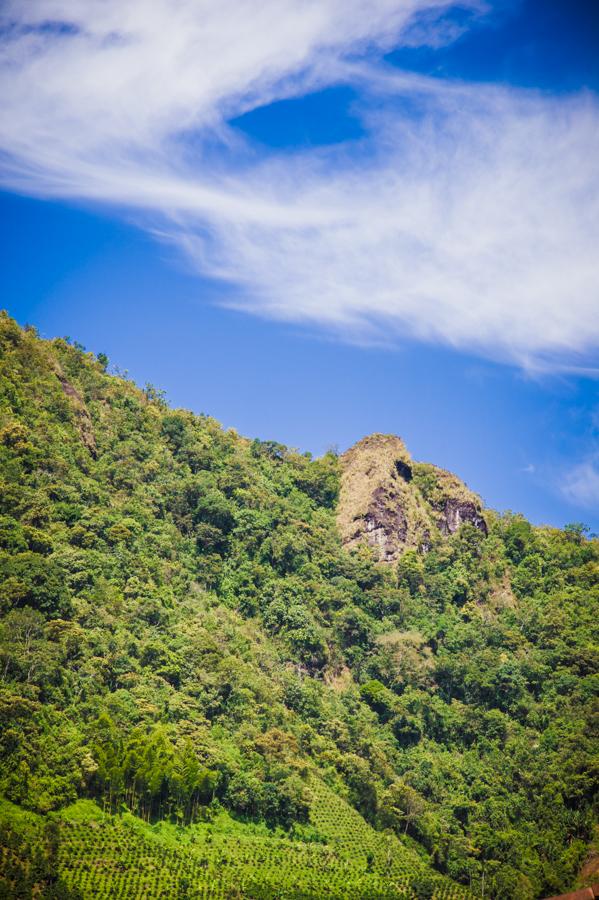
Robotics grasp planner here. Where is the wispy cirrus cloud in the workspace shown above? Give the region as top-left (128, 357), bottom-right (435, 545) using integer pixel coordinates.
top-left (562, 455), bottom-right (599, 511)
top-left (1, 0), bottom-right (598, 370)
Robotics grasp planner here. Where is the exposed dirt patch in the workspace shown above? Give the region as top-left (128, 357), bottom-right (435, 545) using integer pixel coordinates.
top-left (324, 666), bottom-right (354, 693)
top-left (55, 367), bottom-right (97, 457)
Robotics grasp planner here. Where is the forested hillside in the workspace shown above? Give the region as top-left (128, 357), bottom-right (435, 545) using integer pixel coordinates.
top-left (0, 311), bottom-right (597, 899)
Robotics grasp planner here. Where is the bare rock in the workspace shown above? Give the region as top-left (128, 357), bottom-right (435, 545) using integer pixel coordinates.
top-left (337, 434), bottom-right (487, 563)
top-left (439, 498), bottom-right (487, 536)
top-left (338, 434), bottom-right (433, 562)
top-left (412, 463), bottom-right (487, 537)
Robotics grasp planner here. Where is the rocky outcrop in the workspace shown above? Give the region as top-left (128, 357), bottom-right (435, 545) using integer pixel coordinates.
top-left (337, 434), bottom-right (432, 562)
top-left (438, 498), bottom-right (487, 536)
top-left (412, 463), bottom-right (488, 538)
top-left (337, 434), bottom-right (487, 563)
top-left (363, 484), bottom-right (409, 561)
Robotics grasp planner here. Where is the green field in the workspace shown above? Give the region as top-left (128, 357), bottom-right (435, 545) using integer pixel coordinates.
top-left (1, 784), bottom-right (473, 899)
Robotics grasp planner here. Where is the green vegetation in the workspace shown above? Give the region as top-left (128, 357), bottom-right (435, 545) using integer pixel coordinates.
top-left (1, 791), bottom-right (468, 899)
top-left (0, 311), bottom-right (597, 898)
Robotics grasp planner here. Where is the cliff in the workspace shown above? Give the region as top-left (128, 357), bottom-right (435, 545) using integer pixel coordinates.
top-left (337, 433), bottom-right (487, 562)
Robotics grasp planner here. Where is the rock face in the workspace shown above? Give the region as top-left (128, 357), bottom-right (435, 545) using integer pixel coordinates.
top-left (337, 433), bottom-right (486, 563)
top-left (438, 498), bottom-right (487, 536)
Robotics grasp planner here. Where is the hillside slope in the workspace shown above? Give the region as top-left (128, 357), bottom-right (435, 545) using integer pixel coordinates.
top-left (0, 312), bottom-right (597, 899)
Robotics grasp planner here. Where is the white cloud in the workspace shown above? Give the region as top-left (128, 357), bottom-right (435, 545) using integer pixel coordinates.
top-left (562, 456), bottom-right (599, 510)
top-left (0, 0), bottom-right (598, 369)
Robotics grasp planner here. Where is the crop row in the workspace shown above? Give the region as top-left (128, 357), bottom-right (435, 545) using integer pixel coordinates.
top-left (51, 785), bottom-right (475, 899)
top-left (58, 826), bottom-right (413, 898)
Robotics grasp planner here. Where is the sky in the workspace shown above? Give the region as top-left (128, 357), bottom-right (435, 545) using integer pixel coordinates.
top-left (0, 0), bottom-right (598, 531)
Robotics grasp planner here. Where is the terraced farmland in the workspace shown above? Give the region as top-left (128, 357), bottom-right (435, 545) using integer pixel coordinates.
top-left (38, 782), bottom-right (473, 899)
top-left (308, 780), bottom-right (472, 899)
top-left (0, 776), bottom-right (475, 899)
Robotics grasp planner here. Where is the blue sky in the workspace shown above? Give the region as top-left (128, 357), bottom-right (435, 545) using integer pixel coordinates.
top-left (1, 0), bottom-right (598, 531)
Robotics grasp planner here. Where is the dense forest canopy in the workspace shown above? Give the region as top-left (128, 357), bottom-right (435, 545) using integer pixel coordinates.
top-left (0, 311), bottom-right (597, 899)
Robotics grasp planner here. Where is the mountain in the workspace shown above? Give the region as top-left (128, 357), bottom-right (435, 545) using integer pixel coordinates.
top-left (0, 311), bottom-right (597, 900)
